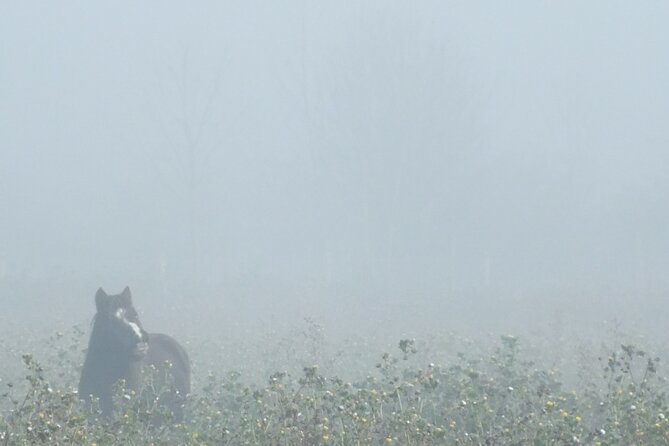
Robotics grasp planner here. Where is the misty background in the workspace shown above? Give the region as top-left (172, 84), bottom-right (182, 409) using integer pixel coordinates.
top-left (1, 2), bottom-right (668, 343)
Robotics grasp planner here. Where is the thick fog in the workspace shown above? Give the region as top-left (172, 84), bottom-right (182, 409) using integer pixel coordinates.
top-left (1, 2), bottom-right (668, 340)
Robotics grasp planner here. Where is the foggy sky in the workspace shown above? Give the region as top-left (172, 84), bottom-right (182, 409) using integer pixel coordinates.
top-left (2, 2), bottom-right (668, 334)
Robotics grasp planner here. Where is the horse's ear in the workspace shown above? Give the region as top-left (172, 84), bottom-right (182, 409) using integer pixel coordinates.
top-left (95, 288), bottom-right (107, 311)
top-left (120, 286), bottom-right (132, 305)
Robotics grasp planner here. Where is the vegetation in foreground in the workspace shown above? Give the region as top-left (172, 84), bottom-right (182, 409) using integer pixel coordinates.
top-left (1, 325), bottom-right (669, 445)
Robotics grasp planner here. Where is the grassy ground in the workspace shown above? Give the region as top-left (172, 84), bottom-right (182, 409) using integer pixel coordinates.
top-left (1, 320), bottom-right (669, 445)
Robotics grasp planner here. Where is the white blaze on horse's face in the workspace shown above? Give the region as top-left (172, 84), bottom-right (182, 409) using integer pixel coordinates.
top-left (128, 322), bottom-right (143, 341)
top-left (114, 307), bottom-right (144, 342)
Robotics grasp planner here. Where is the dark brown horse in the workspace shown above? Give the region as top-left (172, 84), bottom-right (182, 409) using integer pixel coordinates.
top-left (78, 287), bottom-right (190, 422)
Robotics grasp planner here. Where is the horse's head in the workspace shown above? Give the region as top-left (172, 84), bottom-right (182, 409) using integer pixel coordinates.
top-left (93, 287), bottom-right (149, 358)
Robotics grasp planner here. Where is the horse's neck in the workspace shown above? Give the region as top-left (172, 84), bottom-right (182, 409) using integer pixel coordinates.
top-left (83, 331), bottom-right (136, 381)
top-left (87, 330), bottom-right (122, 355)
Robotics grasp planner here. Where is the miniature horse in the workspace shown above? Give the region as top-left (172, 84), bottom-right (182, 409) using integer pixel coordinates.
top-left (78, 287), bottom-right (190, 422)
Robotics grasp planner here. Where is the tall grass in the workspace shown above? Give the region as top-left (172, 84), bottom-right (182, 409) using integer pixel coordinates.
top-left (1, 322), bottom-right (669, 445)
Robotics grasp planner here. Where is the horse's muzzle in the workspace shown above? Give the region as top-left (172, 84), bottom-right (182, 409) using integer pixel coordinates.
top-left (132, 341), bottom-right (149, 358)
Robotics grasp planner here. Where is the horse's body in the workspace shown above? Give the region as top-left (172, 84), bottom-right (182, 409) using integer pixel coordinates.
top-left (78, 287), bottom-right (190, 421)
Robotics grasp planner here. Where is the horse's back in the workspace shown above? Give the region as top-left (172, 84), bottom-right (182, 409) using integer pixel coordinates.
top-left (145, 333), bottom-right (191, 397)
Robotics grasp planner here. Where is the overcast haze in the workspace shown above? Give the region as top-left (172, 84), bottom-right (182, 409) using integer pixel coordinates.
top-left (1, 2), bottom-right (668, 338)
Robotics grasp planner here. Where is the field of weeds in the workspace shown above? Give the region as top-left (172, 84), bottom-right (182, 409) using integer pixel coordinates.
top-left (1, 318), bottom-right (669, 445)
